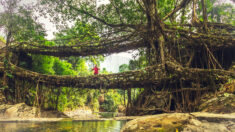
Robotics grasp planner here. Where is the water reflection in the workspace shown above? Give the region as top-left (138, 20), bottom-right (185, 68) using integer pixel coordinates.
top-left (0, 120), bottom-right (127, 132)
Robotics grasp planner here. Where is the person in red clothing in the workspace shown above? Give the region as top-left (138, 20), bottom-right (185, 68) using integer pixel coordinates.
top-left (92, 65), bottom-right (99, 75)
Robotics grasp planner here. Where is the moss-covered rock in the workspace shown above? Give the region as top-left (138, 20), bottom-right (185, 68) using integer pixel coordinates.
top-left (121, 113), bottom-right (235, 132)
top-left (121, 113), bottom-right (189, 132)
top-left (199, 93), bottom-right (235, 113)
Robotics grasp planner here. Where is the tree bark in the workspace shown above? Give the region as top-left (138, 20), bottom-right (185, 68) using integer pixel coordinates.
top-left (127, 88), bottom-right (132, 109)
top-left (201, 0), bottom-right (208, 32)
top-left (192, 0), bottom-right (199, 24)
top-left (142, 0), bottom-right (166, 69)
top-left (3, 32), bottom-right (11, 87)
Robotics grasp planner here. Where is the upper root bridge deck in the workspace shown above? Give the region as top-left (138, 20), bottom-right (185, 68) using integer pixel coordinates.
top-left (8, 39), bottom-right (145, 57)
top-left (4, 25), bottom-right (234, 58)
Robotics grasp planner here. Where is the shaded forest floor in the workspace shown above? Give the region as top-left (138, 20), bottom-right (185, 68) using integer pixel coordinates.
top-left (0, 90), bottom-right (234, 120)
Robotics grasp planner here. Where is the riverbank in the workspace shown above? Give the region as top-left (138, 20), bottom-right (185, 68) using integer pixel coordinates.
top-left (0, 103), bottom-right (68, 119)
top-left (0, 92), bottom-right (234, 132)
top-left (0, 103), bottom-right (125, 121)
top-left (120, 92), bottom-right (235, 132)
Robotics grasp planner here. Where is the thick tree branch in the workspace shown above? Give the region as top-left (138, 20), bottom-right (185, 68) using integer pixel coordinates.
top-left (163, 0), bottom-right (191, 21)
top-left (68, 5), bottom-right (138, 29)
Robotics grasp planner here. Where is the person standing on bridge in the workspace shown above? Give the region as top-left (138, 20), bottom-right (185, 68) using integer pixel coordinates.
top-left (92, 65), bottom-right (99, 75)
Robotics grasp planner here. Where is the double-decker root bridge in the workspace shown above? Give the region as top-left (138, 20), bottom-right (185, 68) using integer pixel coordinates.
top-left (0, 23), bottom-right (234, 90)
top-left (0, 0), bottom-right (234, 95)
top-left (0, 0), bottom-right (235, 116)
top-left (0, 26), bottom-right (234, 90)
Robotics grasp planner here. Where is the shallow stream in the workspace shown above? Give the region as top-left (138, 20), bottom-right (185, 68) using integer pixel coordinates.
top-left (0, 120), bottom-right (127, 132)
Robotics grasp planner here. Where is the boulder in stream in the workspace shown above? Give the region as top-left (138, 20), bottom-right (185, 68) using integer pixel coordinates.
top-left (121, 112), bottom-right (235, 132)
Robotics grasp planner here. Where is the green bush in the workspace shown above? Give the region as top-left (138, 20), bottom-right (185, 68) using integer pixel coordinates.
top-left (100, 95), bottom-right (118, 112)
top-left (99, 112), bottom-right (116, 118)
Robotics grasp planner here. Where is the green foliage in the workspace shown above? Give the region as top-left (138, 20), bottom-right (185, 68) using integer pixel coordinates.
top-left (100, 68), bottom-right (111, 75)
top-left (119, 64), bottom-right (129, 73)
top-left (54, 21), bottom-right (104, 70)
top-left (100, 95), bottom-right (117, 112)
top-left (157, 0), bottom-right (176, 18)
top-left (58, 88), bottom-right (89, 111)
top-left (0, 6), bottom-right (46, 42)
top-left (76, 58), bottom-right (90, 76)
top-left (99, 90), bottom-right (123, 112)
top-left (197, 0), bottom-right (234, 24)
top-left (6, 72), bottom-right (13, 78)
top-left (85, 90), bottom-right (100, 111)
top-left (55, 21), bottom-right (100, 45)
top-left (119, 51), bottom-right (147, 72)
top-left (99, 112), bottom-right (116, 118)
top-left (39, 0), bottom-right (147, 32)
top-left (0, 36), bottom-right (6, 43)
top-left (31, 55), bottom-right (55, 75)
top-left (53, 58), bottom-right (77, 75)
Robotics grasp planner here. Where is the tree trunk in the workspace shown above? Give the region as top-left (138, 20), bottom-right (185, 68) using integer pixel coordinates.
top-left (142, 0), bottom-right (166, 68)
top-left (56, 87), bottom-right (61, 110)
top-left (201, 0), bottom-right (208, 32)
top-left (124, 90), bottom-right (126, 107)
top-left (127, 88), bottom-right (132, 108)
top-left (3, 32), bottom-right (11, 87)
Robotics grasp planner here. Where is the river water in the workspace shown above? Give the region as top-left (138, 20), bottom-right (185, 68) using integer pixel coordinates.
top-left (0, 120), bottom-right (127, 132)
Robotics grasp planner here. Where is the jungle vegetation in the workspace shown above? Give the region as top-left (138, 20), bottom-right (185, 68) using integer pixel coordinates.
top-left (0, 0), bottom-right (234, 115)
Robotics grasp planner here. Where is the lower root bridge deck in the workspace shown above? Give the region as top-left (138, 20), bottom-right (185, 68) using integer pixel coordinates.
top-left (0, 62), bottom-right (234, 89)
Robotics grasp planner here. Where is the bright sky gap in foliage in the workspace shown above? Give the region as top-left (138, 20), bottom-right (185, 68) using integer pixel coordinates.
top-left (0, 0), bottom-right (137, 73)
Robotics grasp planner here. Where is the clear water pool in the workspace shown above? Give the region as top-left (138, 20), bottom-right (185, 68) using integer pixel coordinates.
top-left (0, 120), bottom-right (127, 132)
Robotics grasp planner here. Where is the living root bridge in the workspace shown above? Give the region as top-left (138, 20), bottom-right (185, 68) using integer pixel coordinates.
top-left (8, 35), bottom-right (235, 58)
top-left (9, 40), bottom-right (145, 57)
top-left (0, 62), bottom-right (234, 89)
top-left (7, 24), bottom-right (235, 58)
